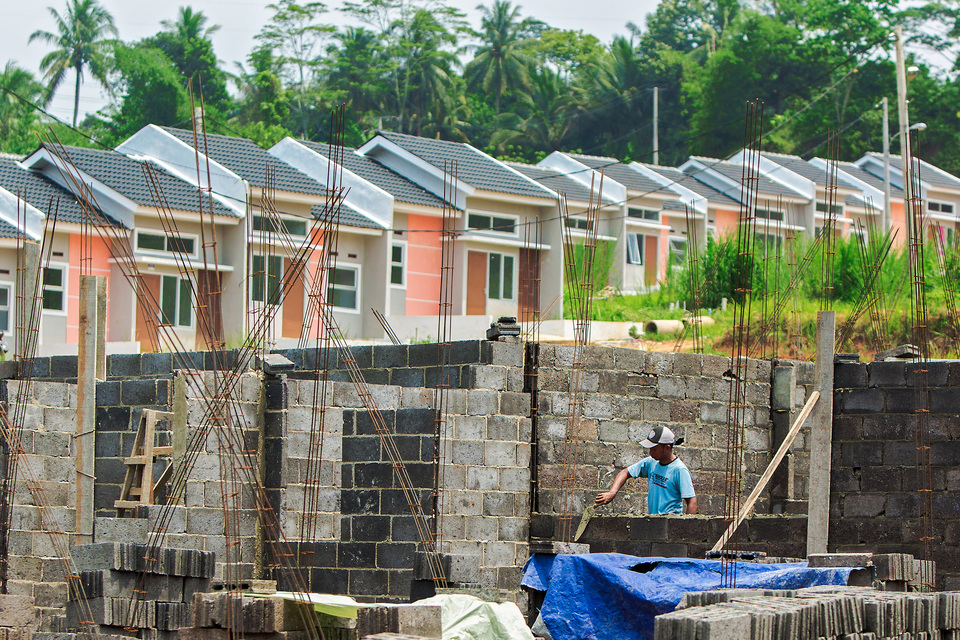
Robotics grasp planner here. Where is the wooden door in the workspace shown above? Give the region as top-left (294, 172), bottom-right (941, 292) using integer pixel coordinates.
top-left (282, 258), bottom-right (305, 339)
top-left (135, 274), bottom-right (161, 353)
top-left (518, 248), bottom-right (540, 320)
top-left (645, 236), bottom-right (658, 287)
top-left (197, 270), bottom-right (224, 349)
top-left (466, 251), bottom-right (487, 315)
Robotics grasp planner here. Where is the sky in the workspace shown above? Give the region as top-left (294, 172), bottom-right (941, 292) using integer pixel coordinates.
top-left (3, 0), bottom-right (661, 125)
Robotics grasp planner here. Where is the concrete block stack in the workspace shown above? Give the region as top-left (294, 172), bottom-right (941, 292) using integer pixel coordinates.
top-left (184, 592), bottom-right (440, 640)
top-left (0, 595), bottom-right (38, 640)
top-left (658, 585), bottom-right (960, 639)
top-left (810, 552), bottom-right (936, 592)
top-left (66, 542), bottom-right (214, 639)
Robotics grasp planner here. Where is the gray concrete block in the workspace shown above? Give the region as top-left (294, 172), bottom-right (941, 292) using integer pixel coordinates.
top-left (93, 518), bottom-right (149, 543)
top-left (0, 594), bottom-right (37, 627)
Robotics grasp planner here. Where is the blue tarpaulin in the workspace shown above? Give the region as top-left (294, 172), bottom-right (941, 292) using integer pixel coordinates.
top-left (521, 553), bottom-right (853, 640)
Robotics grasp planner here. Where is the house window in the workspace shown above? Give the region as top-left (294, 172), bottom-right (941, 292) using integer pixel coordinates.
top-left (755, 233), bottom-right (783, 254)
top-left (669, 238), bottom-right (687, 266)
top-left (391, 244), bottom-right (405, 286)
top-left (467, 213), bottom-right (517, 234)
top-left (328, 266), bottom-right (359, 310)
top-left (137, 231), bottom-right (197, 256)
top-left (252, 254), bottom-right (283, 304)
top-left (160, 275), bottom-right (192, 327)
top-left (0, 285), bottom-right (10, 332)
top-left (628, 208), bottom-right (660, 221)
top-left (626, 233), bottom-right (645, 265)
top-left (488, 253), bottom-right (514, 300)
top-left (928, 201), bottom-right (955, 215)
top-left (756, 208), bottom-right (785, 221)
top-left (564, 217), bottom-right (594, 231)
top-left (253, 214), bottom-right (308, 237)
top-left (42, 266), bottom-right (65, 312)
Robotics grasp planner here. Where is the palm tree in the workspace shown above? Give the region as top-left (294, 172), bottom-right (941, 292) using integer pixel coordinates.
top-left (464, 0), bottom-right (541, 114)
top-left (29, 0), bottom-right (118, 127)
top-left (161, 6), bottom-right (221, 41)
top-left (0, 62), bottom-right (44, 152)
top-left (491, 67), bottom-right (574, 153)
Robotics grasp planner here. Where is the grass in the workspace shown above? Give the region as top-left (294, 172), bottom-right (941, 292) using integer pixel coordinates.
top-left (580, 229), bottom-right (960, 360)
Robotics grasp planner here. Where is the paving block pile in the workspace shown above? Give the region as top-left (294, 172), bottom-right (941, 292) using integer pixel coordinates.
top-left (655, 585), bottom-right (960, 640)
top-left (58, 542), bottom-right (214, 640)
top-left (183, 591), bottom-right (441, 640)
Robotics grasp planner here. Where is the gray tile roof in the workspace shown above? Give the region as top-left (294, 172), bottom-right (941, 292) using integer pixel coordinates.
top-left (53, 144), bottom-right (238, 218)
top-left (0, 156), bottom-right (121, 227)
top-left (373, 131), bottom-right (555, 200)
top-left (161, 127), bottom-right (327, 197)
top-left (761, 152), bottom-right (861, 191)
top-left (689, 157), bottom-right (809, 200)
top-left (506, 162), bottom-right (611, 205)
top-left (835, 161), bottom-right (903, 196)
top-left (646, 165), bottom-right (742, 208)
top-left (863, 152), bottom-right (960, 191)
top-left (309, 201), bottom-right (383, 230)
top-left (567, 154), bottom-right (674, 196)
top-left (299, 140), bottom-right (450, 210)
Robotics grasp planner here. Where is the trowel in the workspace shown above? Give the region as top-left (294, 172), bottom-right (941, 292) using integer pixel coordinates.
top-left (574, 505), bottom-right (595, 542)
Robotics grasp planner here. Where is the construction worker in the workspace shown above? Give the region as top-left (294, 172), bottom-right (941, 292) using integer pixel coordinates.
top-left (595, 426), bottom-right (697, 515)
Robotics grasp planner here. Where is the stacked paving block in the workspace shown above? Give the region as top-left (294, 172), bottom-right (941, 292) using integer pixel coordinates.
top-left (185, 592), bottom-right (441, 640)
top-left (64, 542), bottom-right (213, 639)
top-left (658, 585), bottom-right (960, 640)
top-left (809, 552), bottom-right (936, 592)
top-left (0, 595), bottom-right (38, 640)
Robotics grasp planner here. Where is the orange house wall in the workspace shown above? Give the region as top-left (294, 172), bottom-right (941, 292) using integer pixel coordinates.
top-left (66, 233), bottom-right (112, 344)
top-left (891, 202), bottom-right (907, 248)
top-left (714, 208), bottom-right (740, 236)
top-left (404, 214), bottom-right (442, 316)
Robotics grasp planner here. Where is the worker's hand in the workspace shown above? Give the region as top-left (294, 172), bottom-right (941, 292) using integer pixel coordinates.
top-left (595, 491), bottom-right (616, 506)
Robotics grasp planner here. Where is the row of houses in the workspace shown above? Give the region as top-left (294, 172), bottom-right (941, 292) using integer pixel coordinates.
top-left (2, 124), bottom-right (958, 353)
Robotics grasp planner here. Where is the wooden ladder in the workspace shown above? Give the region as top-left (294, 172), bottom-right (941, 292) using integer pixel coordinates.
top-left (115, 409), bottom-right (174, 517)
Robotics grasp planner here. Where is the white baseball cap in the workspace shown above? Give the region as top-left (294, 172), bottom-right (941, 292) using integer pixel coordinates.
top-left (640, 426), bottom-right (677, 448)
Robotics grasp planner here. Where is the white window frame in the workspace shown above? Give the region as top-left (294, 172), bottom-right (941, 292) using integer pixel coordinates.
top-left (327, 264), bottom-right (361, 313)
top-left (466, 211), bottom-right (519, 236)
top-left (0, 282), bottom-right (12, 333)
top-left (564, 216), bottom-right (594, 232)
top-left (390, 242), bottom-right (406, 288)
top-left (668, 237), bottom-right (687, 268)
top-left (159, 274), bottom-right (194, 329)
top-left (487, 252), bottom-right (515, 301)
top-left (928, 200), bottom-right (955, 215)
top-left (135, 230), bottom-right (200, 259)
top-left (626, 233), bottom-right (645, 266)
top-left (251, 253), bottom-right (285, 306)
top-left (251, 214), bottom-right (309, 238)
top-left (628, 208), bottom-right (660, 222)
top-left (757, 207), bottom-right (786, 221)
top-left (41, 263), bottom-right (68, 315)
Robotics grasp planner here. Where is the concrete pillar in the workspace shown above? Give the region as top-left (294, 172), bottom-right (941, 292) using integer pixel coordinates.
top-left (76, 275), bottom-right (105, 541)
top-left (15, 242), bottom-right (40, 364)
top-left (806, 311), bottom-right (835, 556)
top-left (172, 372), bottom-right (187, 496)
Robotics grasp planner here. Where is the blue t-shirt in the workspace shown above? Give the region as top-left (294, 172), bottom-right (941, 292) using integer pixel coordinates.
top-left (627, 457), bottom-right (695, 514)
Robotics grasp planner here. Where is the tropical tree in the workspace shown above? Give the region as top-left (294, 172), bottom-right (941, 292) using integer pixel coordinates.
top-left (29, 0), bottom-right (118, 126)
top-left (0, 62), bottom-right (45, 153)
top-left (491, 66), bottom-right (573, 154)
top-left (108, 43), bottom-right (189, 141)
top-left (231, 45), bottom-right (293, 146)
top-left (324, 27), bottom-right (389, 119)
top-left (464, 0), bottom-right (544, 114)
top-left (148, 7), bottom-right (229, 110)
top-left (396, 9), bottom-right (462, 136)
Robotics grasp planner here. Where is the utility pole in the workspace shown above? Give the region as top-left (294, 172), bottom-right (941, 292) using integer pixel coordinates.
top-left (895, 26), bottom-right (912, 242)
top-left (882, 97), bottom-right (892, 233)
top-left (652, 86), bottom-right (659, 166)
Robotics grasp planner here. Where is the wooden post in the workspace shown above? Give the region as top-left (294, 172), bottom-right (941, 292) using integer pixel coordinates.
top-left (172, 371), bottom-right (187, 502)
top-left (76, 275), bottom-right (105, 541)
top-left (806, 310), bottom-right (835, 556)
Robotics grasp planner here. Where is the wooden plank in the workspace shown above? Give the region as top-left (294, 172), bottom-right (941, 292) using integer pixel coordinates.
top-left (807, 311), bottom-right (836, 556)
top-left (711, 390), bottom-right (821, 552)
top-left (140, 411), bottom-right (157, 506)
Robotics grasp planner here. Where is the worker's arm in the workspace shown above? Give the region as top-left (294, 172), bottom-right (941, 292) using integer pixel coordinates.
top-left (595, 468), bottom-right (632, 506)
top-left (683, 496), bottom-right (698, 515)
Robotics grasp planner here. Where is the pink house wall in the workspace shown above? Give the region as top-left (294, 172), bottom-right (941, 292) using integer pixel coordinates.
top-left (66, 233), bottom-right (112, 344)
top-left (404, 214), bottom-right (442, 316)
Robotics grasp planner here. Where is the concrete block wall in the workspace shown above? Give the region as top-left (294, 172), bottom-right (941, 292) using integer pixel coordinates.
top-left (533, 345), bottom-right (815, 517)
top-left (2, 380), bottom-right (79, 629)
top-left (831, 359), bottom-right (960, 590)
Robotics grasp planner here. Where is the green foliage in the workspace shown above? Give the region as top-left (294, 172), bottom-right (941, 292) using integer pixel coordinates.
top-left (108, 43), bottom-right (189, 141)
top-left (0, 62), bottom-right (44, 154)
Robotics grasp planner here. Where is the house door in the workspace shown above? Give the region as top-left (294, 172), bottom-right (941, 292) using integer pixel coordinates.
top-left (135, 274), bottom-right (161, 352)
top-left (282, 258), bottom-right (305, 339)
top-left (645, 236), bottom-right (658, 286)
top-left (518, 248), bottom-right (540, 319)
top-left (466, 251), bottom-right (487, 315)
top-left (197, 270), bottom-right (223, 350)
